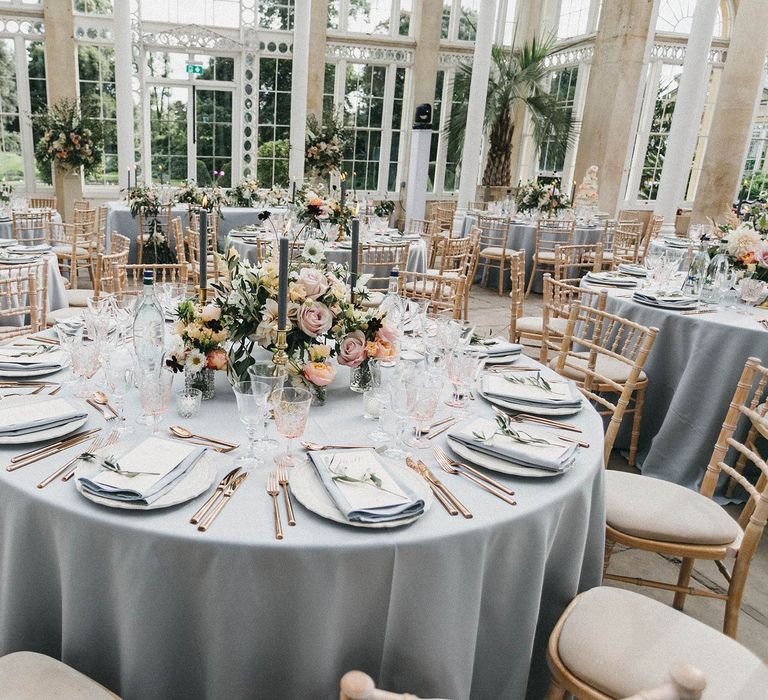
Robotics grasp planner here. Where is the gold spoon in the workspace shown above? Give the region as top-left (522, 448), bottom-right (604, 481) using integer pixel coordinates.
top-left (301, 441), bottom-right (373, 451)
top-left (92, 391), bottom-right (118, 418)
top-left (169, 425), bottom-right (239, 449)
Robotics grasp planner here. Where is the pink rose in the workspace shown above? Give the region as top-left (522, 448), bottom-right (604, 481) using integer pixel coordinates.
top-left (757, 246), bottom-right (768, 269)
top-left (338, 330), bottom-right (367, 368)
top-left (200, 304), bottom-right (221, 322)
top-left (376, 322), bottom-right (397, 344)
top-left (206, 348), bottom-right (228, 370)
top-left (297, 302), bottom-right (333, 338)
top-left (303, 361), bottom-right (336, 387)
top-left (297, 267), bottom-right (329, 300)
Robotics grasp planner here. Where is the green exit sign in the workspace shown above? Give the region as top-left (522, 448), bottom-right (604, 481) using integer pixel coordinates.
top-left (186, 63), bottom-right (203, 75)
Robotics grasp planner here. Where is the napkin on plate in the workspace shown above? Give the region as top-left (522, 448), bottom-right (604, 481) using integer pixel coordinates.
top-left (632, 291), bottom-right (697, 308)
top-left (77, 437), bottom-right (206, 505)
top-left (448, 417), bottom-right (577, 472)
top-left (0, 397), bottom-right (86, 437)
top-left (0, 346), bottom-right (65, 371)
top-left (480, 372), bottom-right (582, 408)
top-left (310, 449), bottom-right (425, 523)
top-left (584, 272), bottom-right (637, 288)
top-left (617, 263), bottom-right (647, 277)
top-left (472, 337), bottom-right (523, 358)
top-left (9, 244), bottom-right (51, 253)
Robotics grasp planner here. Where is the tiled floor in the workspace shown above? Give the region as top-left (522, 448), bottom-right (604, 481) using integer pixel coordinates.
top-left (468, 283), bottom-right (768, 662)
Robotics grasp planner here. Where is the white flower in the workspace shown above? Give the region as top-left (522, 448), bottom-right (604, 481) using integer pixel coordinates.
top-left (724, 224), bottom-right (763, 257)
top-left (185, 349), bottom-right (206, 374)
top-left (302, 239), bottom-right (325, 263)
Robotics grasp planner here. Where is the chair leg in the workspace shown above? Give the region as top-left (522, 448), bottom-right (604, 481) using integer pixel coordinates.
top-left (544, 680), bottom-right (568, 700)
top-left (724, 558), bottom-right (750, 638)
top-left (673, 557), bottom-right (695, 610)
top-left (525, 260), bottom-right (538, 297)
top-left (604, 539), bottom-right (616, 572)
top-left (70, 257), bottom-right (78, 290)
top-left (497, 259), bottom-right (505, 296)
top-left (628, 385), bottom-right (646, 467)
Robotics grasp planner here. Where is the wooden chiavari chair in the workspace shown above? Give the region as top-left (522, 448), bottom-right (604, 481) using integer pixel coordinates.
top-left (675, 211), bottom-right (691, 237)
top-left (468, 200), bottom-right (489, 212)
top-left (553, 243), bottom-right (603, 281)
top-left (460, 227), bottom-right (482, 319)
top-left (525, 219), bottom-right (576, 296)
top-left (404, 218), bottom-right (433, 238)
top-left (639, 215), bottom-right (664, 260)
top-left (136, 204), bottom-right (172, 265)
top-left (73, 199), bottom-right (92, 211)
top-left (475, 215), bottom-right (513, 295)
top-left (48, 220), bottom-right (97, 289)
top-left (544, 586), bottom-right (767, 700)
top-left (2, 259), bottom-right (49, 330)
top-left (28, 197), bottom-right (55, 210)
top-left (610, 221), bottom-right (646, 267)
top-left (603, 357), bottom-right (768, 639)
top-left (0, 271), bottom-right (40, 341)
top-left (428, 234), bottom-right (473, 277)
top-left (73, 207), bottom-right (96, 232)
top-left (12, 211), bottom-right (50, 245)
top-left (184, 227), bottom-right (222, 294)
top-left (96, 235), bottom-right (130, 298)
top-left (171, 217), bottom-right (186, 265)
top-left (550, 302), bottom-right (658, 465)
top-left (359, 241), bottom-right (410, 308)
top-left (435, 201), bottom-right (456, 232)
top-left (115, 263), bottom-right (188, 300)
top-left (189, 210), bottom-right (220, 251)
top-left (400, 271), bottom-right (465, 320)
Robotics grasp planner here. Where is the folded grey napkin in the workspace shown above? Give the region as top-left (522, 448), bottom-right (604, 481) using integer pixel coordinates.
top-left (310, 449), bottom-right (425, 523)
top-left (0, 398), bottom-right (86, 437)
top-left (481, 373), bottom-right (582, 408)
top-left (473, 338), bottom-right (523, 357)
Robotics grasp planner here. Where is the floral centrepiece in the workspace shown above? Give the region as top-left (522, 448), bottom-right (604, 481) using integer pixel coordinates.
top-left (166, 299), bottom-right (229, 400)
top-left (515, 180), bottom-right (571, 217)
top-left (0, 182), bottom-right (11, 206)
top-left (126, 184), bottom-right (177, 265)
top-left (305, 112), bottom-right (348, 179)
top-left (230, 178), bottom-right (261, 207)
top-left (295, 187), bottom-right (357, 242)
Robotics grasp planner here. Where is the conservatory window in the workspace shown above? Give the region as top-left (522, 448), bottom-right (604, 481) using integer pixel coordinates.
top-left (428, 70), bottom-right (444, 193)
top-left (656, 0), bottom-right (725, 39)
top-left (258, 0), bottom-right (294, 31)
top-left (256, 57), bottom-right (292, 187)
top-left (387, 67), bottom-right (406, 192)
top-left (557, 0), bottom-right (591, 39)
top-left (444, 71), bottom-right (468, 192)
top-left (73, 0), bottom-right (112, 15)
top-left (0, 37), bottom-right (21, 185)
top-left (149, 85), bottom-right (188, 184)
top-left (740, 123), bottom-right (768, 201)
top-left (140, 0), bottom-right (240, 29)
top-left (327, 1), bottom-right (409, 36)
top-left (27, 40), bottom-right (48, 186)
top-left (537, 66), bottom-right (579, 176)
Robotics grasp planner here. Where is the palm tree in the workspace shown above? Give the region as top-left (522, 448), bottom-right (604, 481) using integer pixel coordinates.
top-left (446, 35), bottom-right (575, 189)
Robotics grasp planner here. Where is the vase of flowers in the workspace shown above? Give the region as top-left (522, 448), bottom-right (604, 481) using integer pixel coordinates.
top-left (305, 112), bottom-right (348, 180)
top-left (166, 299), bottom-right (229, 400)
top-left (539, 184), bottom-right (570, 218)
top-left (126, 184), bottom-right (177, 265)
top-left (230, 178), bottom-right (260, 207)
top-left (177, 179), bottom-right (202, 209)
top-left (336, 309), bottom-right (397, 393)
top-left (0, 182), bottom-right (12, 206)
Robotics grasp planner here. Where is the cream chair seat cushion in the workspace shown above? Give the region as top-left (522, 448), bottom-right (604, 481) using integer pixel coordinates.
top-left (65, 289), bottom-right (94, 307)
top-left (404, 281), bottom-right (455, 297)
top-left (479, 246), bottom-right (508, 258)
top-left (46, 306), bottom-right (83, 324)
top-left (549, 352), bottom-right (648, 383)
top-left (557, 587), bottom-right (768, 699)
top-left (52, 245), bottom-right (90, 257)
top-left (515, 316), bottom-right (569, 335)
top-left (585, 250), bottom-right (614, 262)
top-left (0, 651), bottom-right (120, 699)
top-left (426, 269), bottom-right (460, 278)
top-left (605, 471), bottom-right (742, 546)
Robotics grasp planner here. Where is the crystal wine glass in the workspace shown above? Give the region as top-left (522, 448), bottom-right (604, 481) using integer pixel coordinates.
top-left (406, 373), bottom-right (444, 449)
top-left (232, 379), bottom-right (272, 470)
top-left (446, 349), bottom-right (485, 411)
top-left (138, 368), bottom-right (174, 435)
top-left (103, 347), bottom-right (135, 435)
top-left (70, 334), bottom-right (102, 398)
top-left (273, 386), bottom-right (312, 466)
top-left (247, 361), bottom-right (286, 449)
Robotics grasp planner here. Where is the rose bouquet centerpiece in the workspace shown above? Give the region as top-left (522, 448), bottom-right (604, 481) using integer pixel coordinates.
top-left (336, 306), bottom-right (397, 392)
top-left (305, 112), bottom-right (348, 180)
top-left (0, 182), bottom-right (12, 206)
top-left (201, 185), bottom-right (229, 216)
top-left (166, 299), bottom-right (229, 399)
top-left (177, 179), bottom-right (203, 209)
top-left (261, 185), bottom-right (288, 207)
top-left (538, 184), bottom-right (571, 218)
top-left (515, 180), bottom-right (546, 214)
top-left (230, 178), bottom-right (261, 208)
top-left (214, 243), bottom-right (354, 402)
top-left (126, 184), bottom-right (177, 265)
top-left (717, 222), bottom-right (768, 282)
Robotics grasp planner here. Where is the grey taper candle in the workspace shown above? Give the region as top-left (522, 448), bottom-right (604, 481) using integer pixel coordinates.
top-left (199, 207), bottom-right (208, 296)
top-left (277, 235), bottom-right (289, 329)
top-left (350, 217), bottom-right (359, 291)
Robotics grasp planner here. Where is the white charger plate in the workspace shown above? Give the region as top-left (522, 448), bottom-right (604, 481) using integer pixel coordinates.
top-left (631, 298), bottom-right (699, 311)
top-left (0, 395), bottom-right (87, 444)
top-left (290, 461), bottom-right (432, 528)
top-left (477, 382), bottom-right (584, 417)
top-left (446, 436), bottom-right (569, 478)
top-left (0, 363), bottom-right (65, 378)
top-left (74, 447), bottom-right (217, 510)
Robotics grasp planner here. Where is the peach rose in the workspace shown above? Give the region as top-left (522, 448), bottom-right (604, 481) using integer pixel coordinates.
top-left (200, 304), bottom-right (221, 322)
top-left (366, 339), bottom-right (397, 361)
top-left (303, 361), bottom-right (336, 387)
top-left (376, 322), bottom-right (397, 344)
top-left (296, 302), bottom-right (333, 338)
top-left (297, 267), bottom-right (329, 300)
top-left (338, 330), bottom-right (367, 368)
top-left (206, 347), bottom-right (228, 370)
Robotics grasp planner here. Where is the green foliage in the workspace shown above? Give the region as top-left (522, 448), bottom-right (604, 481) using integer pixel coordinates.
top-left (740, 172), bottom-right (768, 201)
top-left (257, 139), bottom-right (289, 185)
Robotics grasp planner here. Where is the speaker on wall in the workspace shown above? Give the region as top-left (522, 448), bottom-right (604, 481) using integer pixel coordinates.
top-left (414, 103), bottom-right (432, 130)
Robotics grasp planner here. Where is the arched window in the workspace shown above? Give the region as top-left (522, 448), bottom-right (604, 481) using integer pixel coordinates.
top-left (656, 0), bottom-right (728, 39)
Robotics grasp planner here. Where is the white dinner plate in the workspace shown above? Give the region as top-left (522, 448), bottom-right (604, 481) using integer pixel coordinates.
top-left (0, 363), bottom-right (65, 378)
top-left (477, 381), bottom-right (584, 417)
top-left (0, 238), bottom-right (15, 247)
top-left (74, 448), bottom-right (217, 510)
top-left (0, 395), bottom-right (87, 445)
top-left (631, 298), bottom-right (699, 311)
top-left (446, 436), bottom-right (571, 479)
top-left (482, 352), bottom-right (522, 365)
top-left (290, 462), bottom-right (432, 528)
top-left (0, 255), bottom-right (41, 265)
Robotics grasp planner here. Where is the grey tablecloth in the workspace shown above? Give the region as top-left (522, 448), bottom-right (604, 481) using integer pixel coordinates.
top-left (582, 281), bottom-right (768, 491)
top-left (462, 215), bottom-right (602, 293)
top-left (0, 211), bottom-right (62, 242)
top-left (226, 235), bottom-right (427, 287)
top-left (105, 203), bottom-right (287, 263)
top-left (0, 362), bottom-right (604, 700)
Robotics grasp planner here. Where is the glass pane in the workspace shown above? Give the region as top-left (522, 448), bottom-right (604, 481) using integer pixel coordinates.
top-left (150, 85), bottom-right (187, 185)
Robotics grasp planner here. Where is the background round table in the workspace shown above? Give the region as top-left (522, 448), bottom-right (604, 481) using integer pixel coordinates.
top-left (462, 215), bottom-right (602, 293)
top-left (0, 363), bottom-right (605, 700)
top-left (583, 280), bottom-right (768, 493)
top-left (0, 210), bottom-right (63, 242)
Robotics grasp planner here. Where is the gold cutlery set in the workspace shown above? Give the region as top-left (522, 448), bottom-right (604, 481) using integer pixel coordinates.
top-left (37, 430), bottom-right (119, 489)
top-left (168, 425), bottom-right (239, 453)
top-left (406, 455), bottom-right (472, 518)
top-left (6, 427), bottom-right (102, 472)
top-left (266, 465), bottom-right (295, 539)
top-left (192, 467), bottom-right (249, 532)
top-left (432, 446), bottom-right (517, 506)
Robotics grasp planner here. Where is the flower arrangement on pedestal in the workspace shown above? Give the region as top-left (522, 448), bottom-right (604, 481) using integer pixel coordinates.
top-left (34, 99), bottom-right (102, 181)
top-left (166, 299), bottom-right (229, 400)
top-left (538, 184), bottom-right (570, 217)
top-left (201, 186), bottom-right (229, 215)
top-left (515, 180), bottom-right (546, 214)
top-left (230, 178), bottom-right (261, 207)
top-left (262, 185), bottom-right (288, 207)
top-left (305, 112), bottom-right (348, 180)
top-left (293, 188), bottom-right (356, 242)
top-left (126, 184), bottom-right (178, 265)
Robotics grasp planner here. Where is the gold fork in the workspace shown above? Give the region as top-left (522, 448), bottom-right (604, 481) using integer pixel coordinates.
top-left (277, 464), bottom-right (296, 526)
top-left (433, 446), bottom-right (515, 495)
top-left (267, 472), bottom-right (284, 540)
top-left (37, 433), bottom-right (108, 489)
top-left (434, 449), bottom-right (517, 506)
top-left (62, 431), bottom-right (120, 482)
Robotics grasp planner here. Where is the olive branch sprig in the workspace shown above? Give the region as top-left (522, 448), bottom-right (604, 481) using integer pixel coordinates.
top-left (472, 414), bottom-right (558, 447)
top-left (328, 456), bottom-right (404, 498)
top-left (80, 452), bottom-right (160, 478)
top-left (504, 371), bottom-right (562, 394)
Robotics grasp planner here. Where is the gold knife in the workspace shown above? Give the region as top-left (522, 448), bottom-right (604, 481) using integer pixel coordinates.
top-left (198, 472), bottom-right (249, 531)
top-left (416, 458), bottom-right (473, 519)
top-left (190, 467), bottom-right (242, 524)
top-left (7, 429), bottom-right (101, 472)
top-left (406, 456), bottom-right (457, 515)
top-left (11, 428), bottom-right (100, 463)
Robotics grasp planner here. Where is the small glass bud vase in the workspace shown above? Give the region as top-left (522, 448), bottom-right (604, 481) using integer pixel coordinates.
top-left (350, 360), bottom-right (380, 393)
top-left (185, 367), bottom-right (215, 400)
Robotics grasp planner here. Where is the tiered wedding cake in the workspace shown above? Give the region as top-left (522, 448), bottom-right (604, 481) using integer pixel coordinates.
top-left (574, 165), bottom-right (599, 222)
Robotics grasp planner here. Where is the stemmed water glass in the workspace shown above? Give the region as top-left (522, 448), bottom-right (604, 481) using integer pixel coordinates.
top-left (103, 347), bottom-right (135, 434)
top-left (69, 333), bottom-right (102, 398)
top-left (232, 380), bottom-right (272, 470)
top-left (272, 387), bottom-right (312, 466)
top-left (446, 349), bottom-right (485, 411)
top-left (382, 367), bottom-right (412, 458)
top-left (406, 373), bottom-right (444, 449)
top-left (363, 386), bottom-right (390, 443)
top-left (247, 361), bottom-right (287, 449)
top-left (138, 367), bottom-right (174, 435)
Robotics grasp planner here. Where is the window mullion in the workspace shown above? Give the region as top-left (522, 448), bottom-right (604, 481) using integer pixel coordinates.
top-left (377, 64), bottom-right (396, 194)
top-left (15, 35), bottom-right (36, 194)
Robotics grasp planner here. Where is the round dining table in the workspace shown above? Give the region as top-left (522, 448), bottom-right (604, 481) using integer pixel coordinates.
top-left (462, 214), bottom-right (603, 293)
top-left (0, 355), bottom-right (605, 700)
top-left (0, 210), bottom-right (63, 242)
top-left (581, 277), bottom-right (768, 493)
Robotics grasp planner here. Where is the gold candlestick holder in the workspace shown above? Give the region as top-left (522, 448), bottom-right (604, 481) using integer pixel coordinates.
top-left (199, 285), bottom-right (208, 304)
top-left (273, 328), bottom-right (289, 366)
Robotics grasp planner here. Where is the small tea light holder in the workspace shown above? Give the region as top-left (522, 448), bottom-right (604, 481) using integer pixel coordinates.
top-left (176, 388), bottom-right (202, 418)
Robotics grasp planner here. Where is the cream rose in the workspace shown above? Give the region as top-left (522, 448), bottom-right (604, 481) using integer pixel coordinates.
top-left (303, 361), bottom-right (336, 387)
top-left (297, 267), bottom-right (329, 300)
top-left (296, 302), bottom-right (333, 338)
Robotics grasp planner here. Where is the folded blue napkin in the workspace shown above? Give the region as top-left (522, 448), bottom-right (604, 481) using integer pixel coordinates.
top-left (310, 449), bottom-right (425, 523)
top-left (0, 398), bottom-right (86, 437)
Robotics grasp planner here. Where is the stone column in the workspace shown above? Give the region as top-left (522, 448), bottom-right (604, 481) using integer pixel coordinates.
top-left (692, 0), bottom-right (768, 223)
top-left (43, 0), bottom-right (82, 222)
top-left (289, 0), bottom-right (311, 184)
top-left (306, 0), bottom-right (328, 122)
top-left (113, 0), bottom-right (135, 190)
top-left (573, 0), bottom-right (659, 217)
top-left (653, 0), bottom-right (717, 234)
top-left (457, 0), bottom-right (498, 209)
